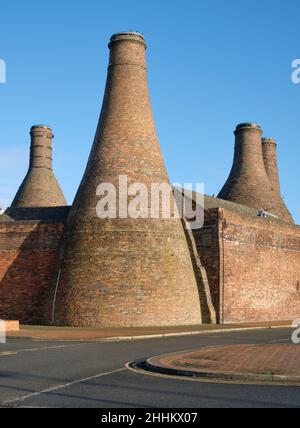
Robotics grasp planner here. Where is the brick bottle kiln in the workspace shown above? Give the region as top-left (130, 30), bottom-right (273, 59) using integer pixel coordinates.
top-left (218, 123), bottom-right (293, 223)
top-left (48, 32), bottom-right (202, 327)
top-left (11, 125), bottom-right (66, 208)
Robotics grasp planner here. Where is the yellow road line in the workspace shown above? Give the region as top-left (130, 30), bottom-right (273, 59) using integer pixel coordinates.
top-left (0, 351), bottom-right (17, 357)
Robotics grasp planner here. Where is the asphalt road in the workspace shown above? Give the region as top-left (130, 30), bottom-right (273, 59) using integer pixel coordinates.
top-left (0, 328), bottom-right (299, 408)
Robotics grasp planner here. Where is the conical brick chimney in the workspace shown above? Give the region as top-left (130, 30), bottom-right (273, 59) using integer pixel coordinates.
top-left (50, 32), bottom-right (202, 327)
top-left (11, 125), bottom-right (67, 208)
top-left (218, 123), bottom-right (293, 222)
top-left (262, 137), bottom-right (293, 223)
top-left (262, 138), bottom-right (281, 194)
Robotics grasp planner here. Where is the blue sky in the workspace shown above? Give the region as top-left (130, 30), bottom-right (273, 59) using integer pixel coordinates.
top-left (0, 0), bottom-right (299, 223)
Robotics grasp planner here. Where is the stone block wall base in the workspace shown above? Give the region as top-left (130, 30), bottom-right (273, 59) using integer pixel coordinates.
top-left (1, 320), bottom-right (20, 331)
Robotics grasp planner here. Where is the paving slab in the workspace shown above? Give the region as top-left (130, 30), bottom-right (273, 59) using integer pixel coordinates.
top-left (146, 342), bottom-right (300, 384)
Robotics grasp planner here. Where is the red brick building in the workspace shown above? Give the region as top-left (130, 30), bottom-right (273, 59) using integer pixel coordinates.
top-left (0, 32), bottom-right (299, 326)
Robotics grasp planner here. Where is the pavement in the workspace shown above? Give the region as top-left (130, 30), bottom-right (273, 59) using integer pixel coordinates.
top-left (7, 321), bottom-right (292, 341)
top-left (0, 327), bottom-right (300, 408)
top-left (146, 343), bottom-right (300, 384)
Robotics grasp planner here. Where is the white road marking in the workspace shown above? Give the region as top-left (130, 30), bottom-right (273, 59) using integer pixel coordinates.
top-left (4, 368), bottom-right (126, 404)
top-left (1, 343), bottom-right (94, 355)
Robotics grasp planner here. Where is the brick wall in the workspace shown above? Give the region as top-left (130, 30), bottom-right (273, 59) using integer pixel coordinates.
top-left (1, 206), bottom-right (299, 326)
top-left (192, 209), bottom-right (221, 322)
top-left (193, 207), bottom-right (300, 324)
top-left (0, 221), bottom-right (64, 324)
top-left (219, 209), bottom-right (300, 323)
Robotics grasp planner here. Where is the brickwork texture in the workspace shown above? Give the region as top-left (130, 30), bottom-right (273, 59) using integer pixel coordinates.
top-left (11, 125), bottom-right (67, 208)
top-left (47, 32), bottom-right (202, 328)
top-left (200, 208), bottom-right (300, 323)
top-left (0, 221), bottom-right (64, 324)
top-left (218, 123), bottom-right (293, 223)
top-left (0, 33), bottom-right (298, 327)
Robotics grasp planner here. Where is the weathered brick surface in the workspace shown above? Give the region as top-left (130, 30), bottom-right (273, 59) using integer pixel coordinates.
top-left (192, 209), bottom-right (221, 322)
top-left (262, 138), bottom-right (281, 195)
top-left (218, 123), bottom-right (293, 223)
top-left (189, 196), bottom-right (300, 324)
top-left (0, 221), bottom-right (64, 324)
top-left (1, 204), bottom-right (299, 325)
top-left (262, 137), bottom-right (293, 221)
top-left (11, 125), bottom-right (67, 208)
top-left (49, 33), bottom-right (202, 328)
top-left (0, 38), bottom-right (298, 328)
top-left (219, 209), bottom-right (300, 323)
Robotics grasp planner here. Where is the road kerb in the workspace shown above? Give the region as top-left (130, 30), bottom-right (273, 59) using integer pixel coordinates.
top-left (145, 348), bottom-right (300, 385)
